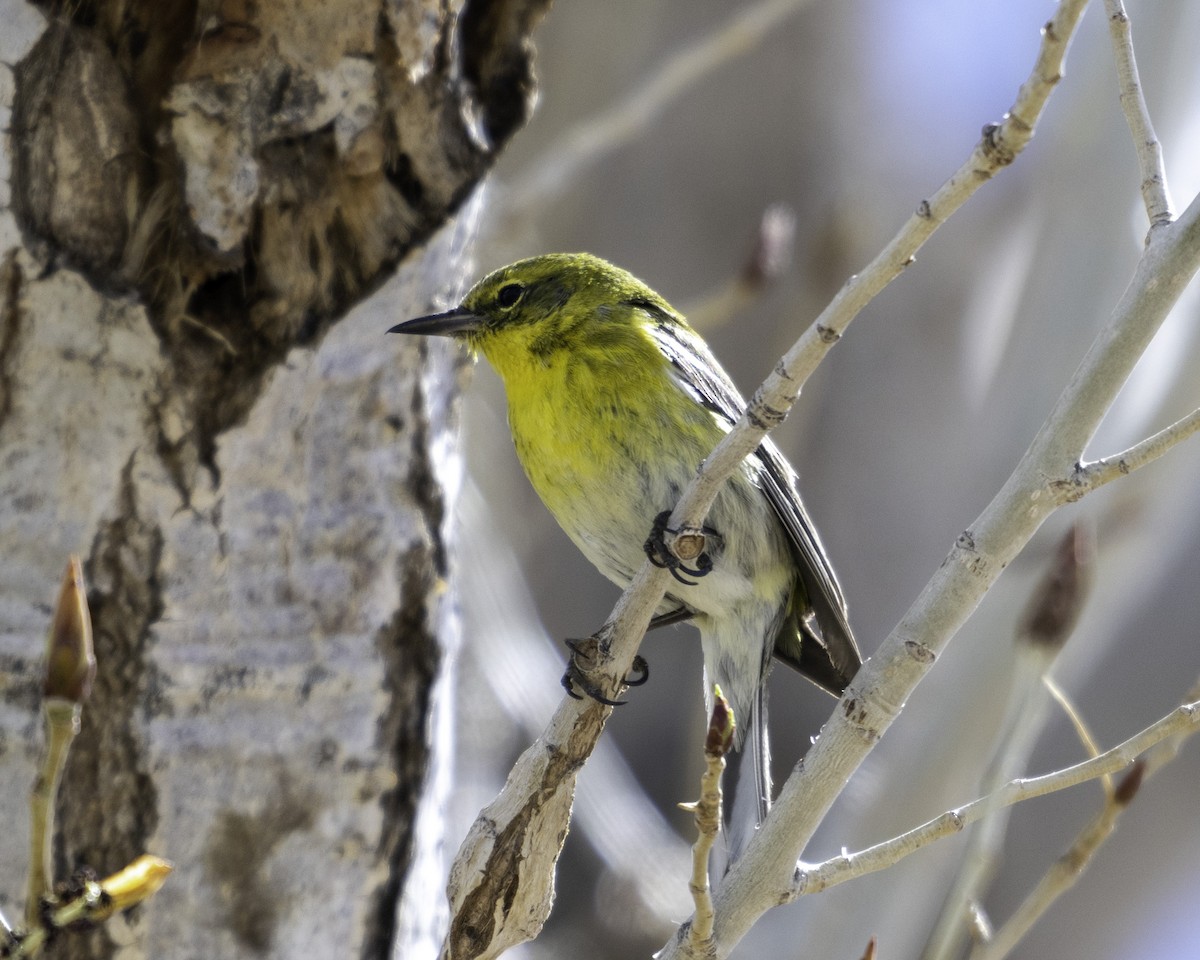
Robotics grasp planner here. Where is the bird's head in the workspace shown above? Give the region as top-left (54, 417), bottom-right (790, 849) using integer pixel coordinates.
top-left (388, 253), bottom-right (681, 377)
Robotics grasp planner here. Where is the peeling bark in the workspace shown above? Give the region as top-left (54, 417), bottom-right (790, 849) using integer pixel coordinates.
top-left (9, 0), bottom-right (549, 473)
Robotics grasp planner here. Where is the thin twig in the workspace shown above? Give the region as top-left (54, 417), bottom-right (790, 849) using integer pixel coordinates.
top-left (968, 789), bottom-right (1126, 960)
top-left (503, 0), bottom-right (816, 212)
top-left (952, 679), bottom-right (1110, 960)
top-left (26, 702), bottom-right (80, 926)
top-left (1103, 0), bottom-right (1173, 228)
top-left (684, 756), bottom-right (721, 945)
top-left (9, 856), bottom-right (173, 958)
top-left (1060, 405), bottom-right (1200, 500)
top-left (969, 680), bottom-right (1200, 960)
top-left (791, 697), bottom-right (1200, 898)
top-left (1042, 675), bottom-right (1112, 798)
top-left (683, 704), bottom-right (731, 949)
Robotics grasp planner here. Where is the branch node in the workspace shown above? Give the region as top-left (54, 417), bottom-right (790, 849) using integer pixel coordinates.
top-left (670, 528), bottom-right (709, 562)
top-left (747, 390), bottom-right (789, 429)
top-left (840, 693), bottom-right (881, 744)
top-left (982, 121), bottom-right (1018, 165)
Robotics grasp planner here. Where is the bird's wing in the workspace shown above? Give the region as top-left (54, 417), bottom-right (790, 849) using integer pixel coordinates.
top-left (754, 435), bottom-right (861, 694)
top-left (642, 308), bottom-right (861, 694)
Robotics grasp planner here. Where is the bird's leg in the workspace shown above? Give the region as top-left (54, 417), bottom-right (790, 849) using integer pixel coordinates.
top-left (561, 636), bottom-right (649, 706)
top-left (644, 510), bottom-right (719, 585)
top-left (649, 607), bottom-right (694, 630)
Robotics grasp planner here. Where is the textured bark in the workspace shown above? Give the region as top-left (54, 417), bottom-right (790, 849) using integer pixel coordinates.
top-left (0, 0), bottom-right (548, 956)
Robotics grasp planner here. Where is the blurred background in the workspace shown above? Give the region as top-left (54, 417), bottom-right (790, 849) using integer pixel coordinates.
top-left (437, 0), bottom-right (1200, 956)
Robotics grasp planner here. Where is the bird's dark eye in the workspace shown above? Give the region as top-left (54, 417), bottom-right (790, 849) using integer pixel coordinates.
top-left (497, 283), bottom-right (524, 308)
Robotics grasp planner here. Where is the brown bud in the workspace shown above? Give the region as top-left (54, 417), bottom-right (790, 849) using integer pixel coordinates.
top-left (705, 685), bottom-right (736, 757)
top-left (1018, 523), bottom-right (1093, 651)
top-left (1113, 760), bottom-right (1146, 807)
top-left (43, 557), bottom-right (95, 703)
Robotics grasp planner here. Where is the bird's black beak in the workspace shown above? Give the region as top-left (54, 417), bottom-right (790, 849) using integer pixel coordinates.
top-left (388, 307), bottom-right (483, 338)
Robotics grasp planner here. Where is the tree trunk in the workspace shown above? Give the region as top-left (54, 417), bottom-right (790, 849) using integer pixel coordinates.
top-left (0, 1), bottom-right (547, 956)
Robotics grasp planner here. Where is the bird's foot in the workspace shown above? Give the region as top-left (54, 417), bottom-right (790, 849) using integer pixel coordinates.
top-left (644, 510), bottom-right (717, 586)
top-left (561, 636), bottom-right (648, 706)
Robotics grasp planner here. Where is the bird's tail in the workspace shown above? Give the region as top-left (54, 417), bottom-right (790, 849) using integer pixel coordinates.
top-left (725, 681), bottom-right (771, 866)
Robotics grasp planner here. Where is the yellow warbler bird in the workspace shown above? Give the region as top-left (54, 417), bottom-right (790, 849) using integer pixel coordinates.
top-left (390, 253), bottom-right (860, 841)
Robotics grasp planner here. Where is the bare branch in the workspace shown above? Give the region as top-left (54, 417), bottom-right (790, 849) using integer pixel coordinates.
top-left (1042, 675), bottom-right (1113, 798)
top-left (1103, 0), bottom-right (1173, 227)
top-left (790, 696), bottom-right (1200, 898)
top-left (457, 483), bottom-right (693, 924)
top-left (682, 691), bottom-right (735, 949)
top-left (921, 656), bottom-right (1097, 960)
top-left (970, 679), bottom-right (1200, 960)
top-left (1060, 405), bottom-right (1200, 500)
top-left (441, 561), bottom-right (673, 960)
top-left (970, 786), bottom-right (1126, 960)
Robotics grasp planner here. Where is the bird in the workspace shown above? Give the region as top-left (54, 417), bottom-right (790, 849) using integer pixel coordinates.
top-left (389, 252), bottom-right (860, 852)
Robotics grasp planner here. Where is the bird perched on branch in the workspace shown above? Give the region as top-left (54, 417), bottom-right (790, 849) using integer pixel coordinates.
top-left (389, 252), bottom-right (860, 852)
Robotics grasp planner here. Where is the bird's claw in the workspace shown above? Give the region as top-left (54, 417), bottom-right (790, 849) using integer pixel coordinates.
top-left (624, 654), bottom-right (650, 687)
top-left (562, 638), bottom-right (648, 705)
top-left (644, 510), bottom-right (716, 585)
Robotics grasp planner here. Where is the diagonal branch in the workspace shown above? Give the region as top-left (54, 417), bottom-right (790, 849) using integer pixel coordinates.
top-left (667, 0), bottom-right (1091, 538)
top-left (659, 16), bottom-right (1200, 960)
top-left (678, 147), bottom-right (1200, 960)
